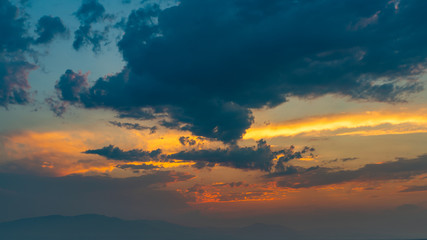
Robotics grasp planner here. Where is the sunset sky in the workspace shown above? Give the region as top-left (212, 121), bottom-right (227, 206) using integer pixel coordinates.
top-left (1, 0), bottom-right (427, 238)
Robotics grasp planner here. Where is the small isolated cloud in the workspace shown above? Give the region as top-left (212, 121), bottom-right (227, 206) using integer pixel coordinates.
top-left (83, 145), bottom-right (163, 162)
top-left (45, 97), bottom-right (67, 117)
top-left (47, 69), bottom-right (89, 116)
top-left (34, 15), bottom-right (68, 44)
top-left (116, 163), bottom-right (160, 170)
top-left (55, 69), bottom-right (89, 102)
top-left (109, 120), bottom-right (157, 133)
top-left (342, 157), bottom-right (359, 162)
top-left (178, 136), bottom-right (196, 146)
top-left (73, 0), bottom-right (113, 52)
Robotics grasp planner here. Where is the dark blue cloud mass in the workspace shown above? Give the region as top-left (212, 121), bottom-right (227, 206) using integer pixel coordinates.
top-left (84, 140), bottom-right (314, 172)
top-left (34, 16), bottom-right (68, 44)
top-left (73, 0), bottom-right (112, 52)
top-left (0, 0), bottom-right (36, 107)
top-left (1, 1), bottom-right (69, 108)
top-left (56, 0), bottom-right (427, 143)
top-left (83, 145), bottom-right (163, 162)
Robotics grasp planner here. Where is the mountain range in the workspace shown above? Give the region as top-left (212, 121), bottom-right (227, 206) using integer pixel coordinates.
top-left (0, 214), bottom-right (300, 240)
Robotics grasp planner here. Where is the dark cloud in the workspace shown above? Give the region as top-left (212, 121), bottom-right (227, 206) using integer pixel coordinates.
top-left (0, 60), bottom-right (36, 107)
top-left (0, 171), bottom-right (193, 222)
top-left (56, 0), bottom-right (427, 143)
top-left (55, 69), bottom-right (89, 102)
top-left (400, 185), bottom-right (427, 193)
top-left (116, 163), bottom-right (160, 170)
top-left (83, 145), bottom-right (163, 162)
top-left (341, 157), bottom-right (359, 162)
top-left (170, 140), bottom-right (313, 172)
top-left (0, 0), bottom-right (36, 107)
top-left (73, 0), bottom-right (112, 52)
top-left (191, 161), bottom-right (215, 169)
top-left (116, 107), bottom-right (157, 120)
top-left (45, 97), bottom-right (67, 117)
top-left (109, 120), bottom-right (157, 133)
top-left (276, 154), bottom-right (427, 188)
top-left (179, 136), bottom-right (196, 146)
top-left (47, 69), bottom-right (89, 116)
top-left (0, 0), bottom-right (31, 52)
top-left (34, 16), bottom-right (67, 44)
top-left (82, 140), bottom-right (312, 172)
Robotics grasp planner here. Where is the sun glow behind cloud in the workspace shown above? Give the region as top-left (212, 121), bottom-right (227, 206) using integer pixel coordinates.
top-left (244, 109), bottom-right (427, 139)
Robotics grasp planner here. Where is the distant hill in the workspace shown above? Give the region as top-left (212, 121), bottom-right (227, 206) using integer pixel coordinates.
top-left (0, 214), bottom-right (300, 240)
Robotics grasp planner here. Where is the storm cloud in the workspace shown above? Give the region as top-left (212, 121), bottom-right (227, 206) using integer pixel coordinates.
top-left (55, 0), bottom-right (427, 143)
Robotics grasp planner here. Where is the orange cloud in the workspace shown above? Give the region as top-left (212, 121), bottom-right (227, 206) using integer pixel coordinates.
top-left (180, 181), bottom-right (295, 203)
top-left (244, 109), bottom-right (427, 139)
top-left (0, 130), bottom-right (194, 176)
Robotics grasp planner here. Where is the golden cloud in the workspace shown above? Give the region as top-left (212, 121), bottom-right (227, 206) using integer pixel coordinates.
top-left (244, 109), bottom-right (427, 139)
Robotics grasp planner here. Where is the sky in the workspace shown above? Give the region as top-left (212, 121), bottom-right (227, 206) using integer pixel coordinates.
top-left (1, 0), bottom-right (427, 238)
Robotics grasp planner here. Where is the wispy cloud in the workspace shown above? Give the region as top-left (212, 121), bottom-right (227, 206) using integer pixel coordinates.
top-left (244, 109), bottom-right (427, 139)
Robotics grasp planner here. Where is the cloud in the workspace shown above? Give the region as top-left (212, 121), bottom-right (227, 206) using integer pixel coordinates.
top-left (55, 69), bottom-right (89, 102)
top-left (116, 163), bottom-right (160, 170)
top-left (56, 0), bottom-right (427, 143)
top-left (180, 181), bottom-right (291, 203)
top-left (0, 130), bottom-right (194, 176)
top-left (45, 97), bottom-right (67, 117)
top-left (0, 60), bottom-right (36, 107)
top-left (0, 130), bottom-right (116, 176)
top-left (83, 145), bottom-right (163, 162)
top-left (276, 154), bottom-right (427, 188)
top-left (0, 0), bottom-right (36, 107)
top-left (82, 140), bottom-right (313, 172)
top-left (244, 109), bottom-right (427, 139)
top-left (179, 136), bottom-right (196, 146)
top-left (109, 120), bottom-right (157, 133)
top-left (34, 15), bottom-right (68, 44)
top-left (342, 157), bottom-right (359, 162)
top-left (170, 140), bottom-right (314, 172)
top-left (400, 185), bottom-right (427, 193)
top-left (0, 0), bottom-right (31, 53)
top-left (47, 69), bottom-right (89, 116)
top-left (73, 0), bottom-right (112, 52)
top-left (115, 107), bottom-right (157, 120)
